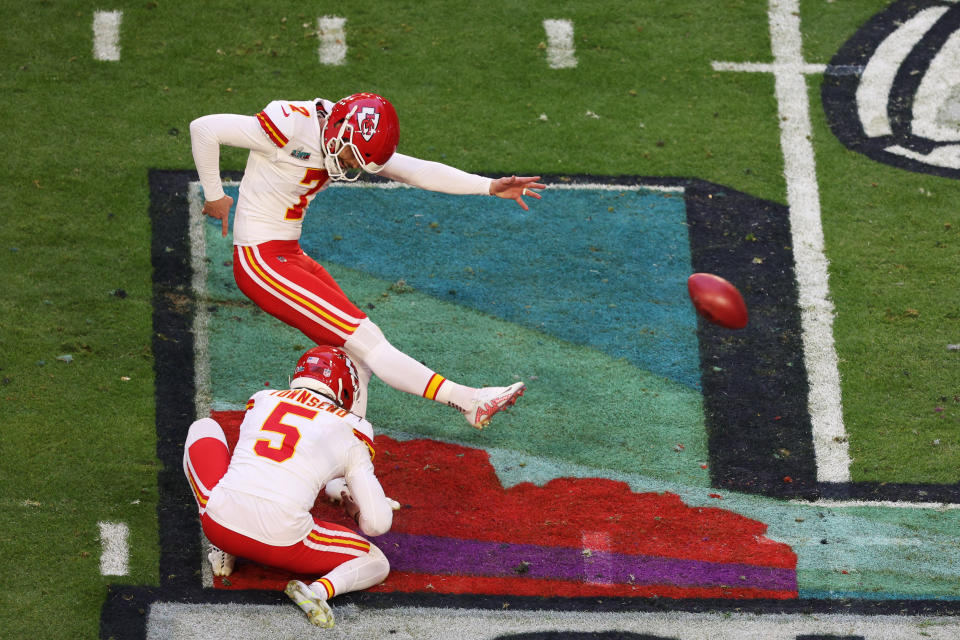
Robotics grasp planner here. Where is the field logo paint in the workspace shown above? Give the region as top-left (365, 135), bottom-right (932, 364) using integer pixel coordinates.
top-left (822, 0), bottom-right (960, 178)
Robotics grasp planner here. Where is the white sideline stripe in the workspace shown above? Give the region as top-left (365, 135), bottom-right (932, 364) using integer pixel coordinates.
top-left (317, 16), bottom-right (347, 66)
top-left (92, 10), bottom-right (122, 61)
top-left (98, 521), bottom-right (129, 575)
top-left (790, 498), bottom-right (960, 510)
top-left (189, 182), bottom-right (215, 588)
top-left (148, 603), bottom-right (960, 639)
top-left (714, 2), bottom-right (851, 483)
top-left (768, 0), bottom-right (850, 483)
top-left (188, 182), bottom-right (213, 420)
top-left (543, 19), bottom-right (577, 69)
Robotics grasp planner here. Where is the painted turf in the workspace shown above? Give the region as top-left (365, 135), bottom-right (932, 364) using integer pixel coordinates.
top-left (195, 182), bottom-right (710, 487)
top-left (192, 184), bottom-right (960, 601)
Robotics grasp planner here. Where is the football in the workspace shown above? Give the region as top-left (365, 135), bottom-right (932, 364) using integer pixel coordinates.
top-left (687, 273), bottom-right (748, 329)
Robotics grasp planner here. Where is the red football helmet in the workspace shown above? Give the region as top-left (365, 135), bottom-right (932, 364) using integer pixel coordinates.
top-left (291, 346), bottom-right (361, 411)
top-left (321, 93), bottom-right (399, 181)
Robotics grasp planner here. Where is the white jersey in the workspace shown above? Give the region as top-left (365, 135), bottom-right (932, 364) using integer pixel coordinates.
top-left (205, 387), bottom-right (392, 546)
top-left (190, 98), bottom-right (493, 246)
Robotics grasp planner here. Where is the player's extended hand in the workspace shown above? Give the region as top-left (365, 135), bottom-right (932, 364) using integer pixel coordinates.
top-left (202, 195), bottom-right (234, 237)
top-left (489, 175), bottom-right (545, 211)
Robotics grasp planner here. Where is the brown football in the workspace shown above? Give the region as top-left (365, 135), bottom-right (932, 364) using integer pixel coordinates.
top-left (687, 273), bottom-right (748, 330)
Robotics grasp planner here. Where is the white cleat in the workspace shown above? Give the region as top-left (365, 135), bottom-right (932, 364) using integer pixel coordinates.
top-left (462, 382), bottom-right (526, 429)
top-left (285, 580), bottom-right (335, 628)
top-left (208, 545), bottom-right (235, 577)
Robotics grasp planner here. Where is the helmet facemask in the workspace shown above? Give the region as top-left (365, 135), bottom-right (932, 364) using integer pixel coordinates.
top-left (322, 111), bottom-right (365, 182)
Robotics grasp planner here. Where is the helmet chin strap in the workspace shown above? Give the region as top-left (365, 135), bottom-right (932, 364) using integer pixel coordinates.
top-left (323, 105), bottom-right (364, 182)
top-left (290, 378), bottom-right (339, 405)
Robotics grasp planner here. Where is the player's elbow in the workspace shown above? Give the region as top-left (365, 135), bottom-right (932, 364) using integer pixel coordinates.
top-left (359, 509), bottom-right (392, 537)
top-left (189, 116), bottom-right (212, 140)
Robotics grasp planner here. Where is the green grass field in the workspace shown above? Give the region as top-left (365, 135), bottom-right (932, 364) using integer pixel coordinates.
top-left (2, 0), bottom-right (959, 636)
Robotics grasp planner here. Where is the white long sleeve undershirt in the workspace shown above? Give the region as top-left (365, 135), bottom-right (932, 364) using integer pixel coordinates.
top-left (189, 112), bottom-right (492, 203)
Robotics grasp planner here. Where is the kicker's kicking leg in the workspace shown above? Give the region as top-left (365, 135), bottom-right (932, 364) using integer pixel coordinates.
top-left (342, 318), bottom-right (525, 428)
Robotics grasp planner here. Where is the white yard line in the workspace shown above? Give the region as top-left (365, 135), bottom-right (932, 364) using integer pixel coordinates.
top-left (317, 16), bottom-right (347, 66)
top-left (543, 19), bottom-right (577, 69)
top-left (713, 0), bottom-right (851, 483)
top-left (98, 521), bottom-right (129, 576)
top-left (92, 10), bottom-right (122, 62)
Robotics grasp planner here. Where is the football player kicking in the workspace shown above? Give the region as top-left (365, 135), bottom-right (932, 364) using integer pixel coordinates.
top-left (190, 93), bottom-right (544, 428)
top-left (183, 346), bottom-right (400, 628)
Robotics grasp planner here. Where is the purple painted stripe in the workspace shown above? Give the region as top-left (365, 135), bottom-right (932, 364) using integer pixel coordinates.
top-left (376, 532), bottom-right (796, 592)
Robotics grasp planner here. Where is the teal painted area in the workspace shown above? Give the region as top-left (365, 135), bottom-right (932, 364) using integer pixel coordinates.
top-left (204, 184), bottom-right (709, 485)
top-left (800, 590), bottom-right (960, 601)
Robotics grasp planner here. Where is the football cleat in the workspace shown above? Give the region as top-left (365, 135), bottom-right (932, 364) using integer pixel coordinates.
top-left (285, 580), bottom-right (335, 628)
top-left (208, 545), bottom-right (235, 577)
top-left (461, 382), bottom-right (525, 429)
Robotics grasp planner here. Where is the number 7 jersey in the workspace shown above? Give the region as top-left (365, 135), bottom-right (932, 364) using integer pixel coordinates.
top-left (233, 99), bottom-right (335, 246)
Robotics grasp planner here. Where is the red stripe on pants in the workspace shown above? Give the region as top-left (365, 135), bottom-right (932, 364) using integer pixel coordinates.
top-left (232, 240), bottom-right (367, 345)
top-left (201, 514), bottom-right (370, 576)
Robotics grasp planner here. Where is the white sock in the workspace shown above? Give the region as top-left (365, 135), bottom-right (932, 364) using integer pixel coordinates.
top-left (312, 544), bottom-right (390, 598)
top-left (344, 320), bottom-right (476, 407)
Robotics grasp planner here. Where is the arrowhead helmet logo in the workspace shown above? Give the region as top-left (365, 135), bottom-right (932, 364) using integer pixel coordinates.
top-left (356, 106), bottom-right (380, 142)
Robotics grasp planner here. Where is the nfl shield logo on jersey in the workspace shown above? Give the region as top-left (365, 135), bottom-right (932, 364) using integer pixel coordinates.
top-left (357, 107), bottom-right (380, 142)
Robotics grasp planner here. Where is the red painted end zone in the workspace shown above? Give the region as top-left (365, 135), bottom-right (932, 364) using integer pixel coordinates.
top-left (209, 410), bottom-right (797, 599)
